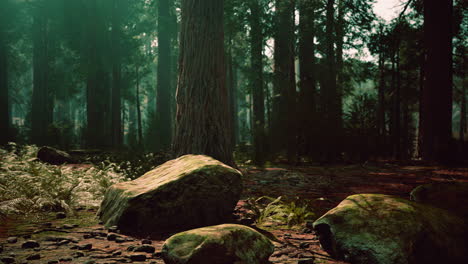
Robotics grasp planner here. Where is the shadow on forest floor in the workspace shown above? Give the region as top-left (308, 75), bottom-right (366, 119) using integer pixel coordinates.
top-left (2, 160), bottom-right (468, 264)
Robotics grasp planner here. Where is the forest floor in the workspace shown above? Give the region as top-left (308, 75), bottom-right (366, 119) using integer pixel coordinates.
top-left (1, 160), bottom-right (468, 264)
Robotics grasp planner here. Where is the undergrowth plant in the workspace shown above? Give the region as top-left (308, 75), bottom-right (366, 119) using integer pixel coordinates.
top-left (245, 196), bottom-right (317, 227)
top-left (0, 143), bottom-right (127, 218)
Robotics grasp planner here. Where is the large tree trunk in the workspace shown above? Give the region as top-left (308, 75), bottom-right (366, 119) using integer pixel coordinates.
top-left (0, 33), bottom-right (9, 145)
top-left (249, 0), bottom-right (265, 165)
top-left (272, 0), bottom-right (296, 164)
top-left (156, 0), bottom-right (173, 150)
top-left (420, 0), bottom-right (453, 162)
top-left (298, 0), bottom-right (317, 157)
top-left (173, 0), bottom-right (234, 166)
top-left (31, 11), bottom-right (53, 146)
top-left (111, 0), bottom-right (122, 149)
top-left (323, 0), bottom-right (339, 162)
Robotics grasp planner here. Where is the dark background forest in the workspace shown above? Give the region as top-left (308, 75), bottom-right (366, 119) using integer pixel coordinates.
top-left (0, 0), bottom-right (466, 166)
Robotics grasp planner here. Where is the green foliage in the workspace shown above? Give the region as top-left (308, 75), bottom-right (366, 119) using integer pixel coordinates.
top-left (0, 144), bottom-right (127, 218)
top-left (245, 196), bottom-right (316, 228)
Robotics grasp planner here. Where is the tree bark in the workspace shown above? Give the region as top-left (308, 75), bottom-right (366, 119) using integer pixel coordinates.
top-left (323, 0), bottom-right (339, 162)
top-left (111, 0), bottom-right (122, 149)
top-left (272, 0), bottom-right (296, 163)
top-left (31, 10), bottom-right (53, 146)
top-left (0, 32), bottom-right (9, 145)
top-left (136, 65), bottom-right (143, 147)
top-left (173, 0), bottom-right (234, 166)
top-left (298, 0), bottom-right (317, 157)
top-left (249, 0), bottom-right (266, 165)
top-left (420, 0), bottom-right (453, 162)
top-left (156, 0), bottom-right (173, 150)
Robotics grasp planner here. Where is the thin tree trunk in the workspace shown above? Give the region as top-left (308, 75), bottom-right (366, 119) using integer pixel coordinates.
top-left (173, 0), bottom-right (234, 166)
top-left (460, 48), bottom-right (466, 145)
top-left (111, 0), bottom-right (122, 149)
top-left (377, 51), bottom-right (386, 151)
top-left (323, 0), bottom-right (339, 162)
top-left (136, 65), bottom-right (143, 147)
top-left (394, 37), bottom-right (401, 159)
top-left (249, 0), bottom-right (265, 165)
top-left (420, 0), bottom-right (453, 162)
top-left (156, 0), bottom-right (173, 150)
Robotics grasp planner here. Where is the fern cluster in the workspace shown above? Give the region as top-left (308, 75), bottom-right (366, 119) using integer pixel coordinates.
top-left (245, 196), bottom-right (316, 228)
top-left (0, 143), bottom-right (127, 218)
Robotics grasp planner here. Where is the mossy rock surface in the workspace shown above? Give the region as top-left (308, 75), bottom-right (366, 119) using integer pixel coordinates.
top-left (161, 224), bottom-right (274, 264)
top-left (313, 194), bottom-right (468, 264)
top-left (410, 182), bottom-right (468, 220)
top-left (98, 155), bottom-right (242, 235)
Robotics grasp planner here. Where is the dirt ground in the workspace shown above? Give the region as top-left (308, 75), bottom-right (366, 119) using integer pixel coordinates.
top-left (1, 162), bottom-right (467, 264)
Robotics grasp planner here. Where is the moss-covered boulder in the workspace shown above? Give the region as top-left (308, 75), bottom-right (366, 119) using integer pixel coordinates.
top-left (161, 224), bottom-right (274, 264)
top-left (410, 182), bottom-right (468, 220)
top-left (98, 155), bottom-right (242, 234)
top-left (313, 194), bottom-right (468, 264)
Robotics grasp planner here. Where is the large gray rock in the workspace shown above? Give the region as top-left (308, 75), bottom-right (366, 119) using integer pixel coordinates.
top-left (410, 182), bottom-right (468, 220)
top-left (313, 194), bottom-right (468, 264)
top-left (161, 224), bottom-right (274, 264)
top-left (98, 155), bottom-right (242, 234)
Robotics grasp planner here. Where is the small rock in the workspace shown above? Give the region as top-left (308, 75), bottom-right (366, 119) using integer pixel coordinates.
top-left (112, 251), bottom-right (122, 256)
top-left (0, 257), bottom-right (15, 264)
top-left (141, 239), bottom-right (152, 245)
top-left (77, 243), bottom-right (93, 250)
top-left (115, 237), bottom-right (126, 243)
top-left (107, 233), bottom-right (119, 241)
top-left (298, 258), bottom-right (315, 264)
top-left (62, 224), bottom-right (74, 229)
top-left (47, 261), bottom-right (59, 264)
top-left (43, 222), bottom-right (53, 227)
top-left (56, 212), bottom-right (66, 219)
top-left (59, 257), bottom-right (73, 261)
top-left (7, 237), bottom-right (18, 243)
top-left (72, 252), bottom-right (85, 258)
top-left (91, 231), bottom-right (107, 237)
top-left (299, 242), bottom-right (310, 249)
top-left (22, 240), bottom-right (40, 249)
top-left (72, 224), bottom-right (79, 228)
top-left (57, 240), bottom-right (70, 246)
top-left (83, 234), bottom-right (93, 239)
top-left (134, 244), bottom-right (155, 253)
top-left (129, 254), bottom-right (146, 261)
top-left (26, 254), bottom-right (41, 260)
top-left (108, 226), bottom-right (118, 232)
top-left (127, 245), bottom-right (135, 251)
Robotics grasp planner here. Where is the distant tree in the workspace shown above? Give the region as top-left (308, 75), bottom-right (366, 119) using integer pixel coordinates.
top-left (271, 0), bottom-right (296, 164)
top-left (111, 0), bottom-right (123, 148)
top-left (31, 1), bottom-right (54, 145)
top-left (173, 0), bottom-right (234, 166)
top-left (249, 0), bottom-right (266, 165)
top-left (298, 0), bottom-right (318, 157)
top-left (0, 0), bottom-right (14, 145)
top-left (419, 0), bottom-right (453, 162)
top-left (155, 0), bottom-right (173, 150)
